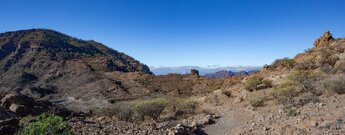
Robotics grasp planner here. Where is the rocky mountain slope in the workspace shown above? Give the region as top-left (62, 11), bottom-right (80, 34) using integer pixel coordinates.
top-left (0, 29), bottom-right (152, 74)
top-left (0, 29), bottom-right (155, 99)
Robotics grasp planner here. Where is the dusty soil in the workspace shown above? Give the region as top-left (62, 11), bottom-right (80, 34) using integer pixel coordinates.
top-left (202, 91), bottom-right (345, 135)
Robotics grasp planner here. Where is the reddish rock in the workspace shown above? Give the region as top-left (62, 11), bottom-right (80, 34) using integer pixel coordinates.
top-left (313, 31), bottom-right (334, 47)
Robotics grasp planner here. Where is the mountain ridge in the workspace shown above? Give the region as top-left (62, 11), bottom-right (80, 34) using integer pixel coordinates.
top-left (150, 65), bottom-right (261, 75)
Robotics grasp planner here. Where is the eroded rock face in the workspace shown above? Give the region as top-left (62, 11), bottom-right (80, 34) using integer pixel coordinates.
top-left (314, 31), bottom-right (334, 47)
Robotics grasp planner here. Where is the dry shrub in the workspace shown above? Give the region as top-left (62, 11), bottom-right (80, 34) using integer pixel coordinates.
top-left (262, 78), bottom-right (273, 88)
top-left (323, 75), bottom-right (345, 94)
top-left (318, 63), bottom-right (333, 73)
top-left (318, 48), bottom-right (338, 66)
top-left (113, 98), bottom-right (198, 121)
top-left (333, 60), bottom-right (345, 74)
top-left (249, 96), bottom-right (265, 107)
top-left (284, 107), bottom-right (299, 117)
top-left (269, 57), bottom-right (296, 70)
top-left (173, 98), bottom-right (198, 115)
top-left (288, 70), bottom-right (324, 94)
top-left (245, 76), bottom-right (263, 91)
top-left (272, 70), bottom-right (324, 104)
top-left (271, 79), bottom-right (301, 104)
top-left (295, 58), bottom-right (319, 70)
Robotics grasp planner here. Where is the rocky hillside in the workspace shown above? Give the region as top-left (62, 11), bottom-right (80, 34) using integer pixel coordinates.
top-left (201, 31), bottom-right (345, 134)
top-left (0, 29), bottom-right (241, 114)
top-left (0, 30), bottom-right (244, 135)
top-left (0, 29), bottom-right (155, 99)
top-left (0, 29), bottom-right (152, 75)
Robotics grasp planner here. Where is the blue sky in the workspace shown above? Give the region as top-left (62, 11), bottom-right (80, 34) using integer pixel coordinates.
top-left (1, 0), bottom-right (345, 67)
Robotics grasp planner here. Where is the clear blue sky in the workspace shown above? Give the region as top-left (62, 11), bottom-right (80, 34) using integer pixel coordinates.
top-left (1, 0), bottom-right (345, 67)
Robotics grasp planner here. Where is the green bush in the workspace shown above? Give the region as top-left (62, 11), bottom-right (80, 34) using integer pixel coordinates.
top-left (245, 76), bottom-right (263, 91)
top-left (16, 114), bottom-right (72, 135)
top-left (323, 75), bottom-right (345, 94)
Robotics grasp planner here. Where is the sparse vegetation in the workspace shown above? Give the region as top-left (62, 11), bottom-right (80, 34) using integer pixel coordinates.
top-left (272, 70), bottom-right (324, 104)
top-left (271, 79), bottom-right (301, 104)
top-left (16, 114), bottom-right (72, 135)
top-left (318, 48), bottom-right (338, 66)
top-left (322, 75), bottom-right (345, 94)
top-left (295, 57), bottom-right (318, 70)
top-left (261, 78), bottom-right (273, 88)
top-left (249, 96), bottom-right (265, 107)
top-left (288, 70), bottom-right (323, 93)
top-left (245, 76), bottom-right (263, 91)
top-left (270, 57), bottom-right (296, 70)
top-left (333, 60), bottom-right (345, 74)
top-left (113, 98), bottom-right (198, 121)
top-left (285, 107), bottom-right (299, 117)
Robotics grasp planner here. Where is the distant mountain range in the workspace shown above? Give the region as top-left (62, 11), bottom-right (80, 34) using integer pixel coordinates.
top-left (149, 66), bottom-right (261, 75)
top-left (204, 70), bottom-right (258, 78)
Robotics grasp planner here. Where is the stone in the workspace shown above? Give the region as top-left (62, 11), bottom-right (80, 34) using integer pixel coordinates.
top-left (8, 104), bottom-right (34, 116)
top-left (313, 31), bottom-right (334, 47)
top-left (167, 124), bottom-right (195, 135)
top-left (1, 93), bottom-right (36, 109)
top-left (311, 121), bottom-right (319, 127)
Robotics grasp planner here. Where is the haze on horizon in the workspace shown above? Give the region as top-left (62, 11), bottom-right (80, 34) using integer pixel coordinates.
top-left (1, 0), bottom-right (345, 67)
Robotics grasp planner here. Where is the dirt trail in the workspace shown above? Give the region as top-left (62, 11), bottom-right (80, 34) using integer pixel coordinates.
top-left (203, 105), bottom-right (251, 135)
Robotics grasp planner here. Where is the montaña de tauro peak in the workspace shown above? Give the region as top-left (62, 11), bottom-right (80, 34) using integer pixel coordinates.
top-left (1, 30), bottom-right (345, 134)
